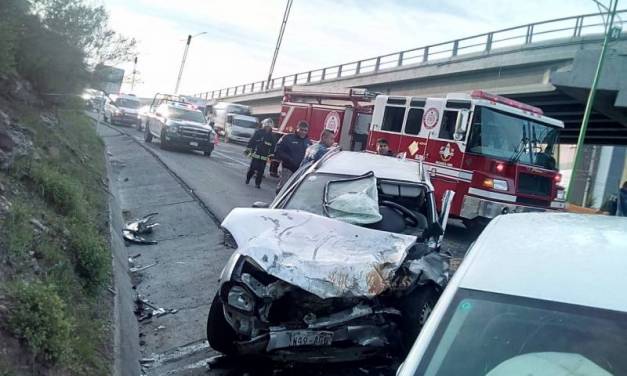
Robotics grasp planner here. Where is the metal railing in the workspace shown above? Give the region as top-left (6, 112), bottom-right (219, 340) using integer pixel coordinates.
top-left (193, 10), bottom-right (626, 100)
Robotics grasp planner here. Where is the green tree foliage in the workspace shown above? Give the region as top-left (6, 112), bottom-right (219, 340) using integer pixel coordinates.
top-left (0, 0), bottom-right (136, 94)
top-left (0, 0), bottom-right (29, 72)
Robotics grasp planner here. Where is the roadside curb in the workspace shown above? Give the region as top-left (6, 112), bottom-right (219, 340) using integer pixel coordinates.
top-left (98, 119), bottom-right (222, 227)
top-left (104, 132), bottom-right (141, 376)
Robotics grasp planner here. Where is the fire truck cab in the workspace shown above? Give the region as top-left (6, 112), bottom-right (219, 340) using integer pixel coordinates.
top-left (278, 87), bottom-right (375, 151)
top-left (368, 90), bottom-right (566, 227)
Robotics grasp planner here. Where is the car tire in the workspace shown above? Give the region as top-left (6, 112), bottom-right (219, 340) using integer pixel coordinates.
top-left (207, 293), bottom-right (238, 356)
top-left (144, 123), bottom-right (153, 143)
top-left (399, 285), bottom-right (439, 353)
top-left (204, 144), bottom-right (214, 157)
top-left (160, 132), bottom-right (168, 150)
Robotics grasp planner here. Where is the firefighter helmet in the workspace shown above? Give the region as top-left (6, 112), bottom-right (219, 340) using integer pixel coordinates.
top-left (261, 118), bottom-right (274, 129)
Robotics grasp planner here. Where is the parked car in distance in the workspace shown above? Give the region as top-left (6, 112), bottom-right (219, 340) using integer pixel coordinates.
top-left (137, 105), bottom-right (151, 131)
top-left (104, 94), bottom-right (142, 127)
top-left (224, 113), bottom-right (258, 143)
top-left (144, 102), bottom-right (217, 156)
top-left (207, 150), bottom-right (455, 362)
top-left (397, 213), bottom-right (627, 376)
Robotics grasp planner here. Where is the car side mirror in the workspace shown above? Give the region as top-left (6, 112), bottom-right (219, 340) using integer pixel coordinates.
top-left (251, 201), bottom-right (270, 208)
top-left (227, 115), bottom-right (234, 123)
top-left (155, 112), bottom-right (162, 117)
top-left (209, 121), bottom-right (215, 126)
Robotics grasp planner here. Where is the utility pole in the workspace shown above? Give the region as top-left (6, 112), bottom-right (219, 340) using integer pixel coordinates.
top-left (265, 0), bottom-right (293, 91)
top-left (174, 32), bottom-right (207, 95)
top-left (566, 0), bottom-right (619, 203)
top-left (131, 56), bottom-right (138, 92)
top-left (174, 35), bottom-right (191, 95)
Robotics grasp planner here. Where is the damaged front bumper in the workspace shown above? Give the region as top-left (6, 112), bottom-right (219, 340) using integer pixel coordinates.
top-left (223, 298), bottom-right (401, 362)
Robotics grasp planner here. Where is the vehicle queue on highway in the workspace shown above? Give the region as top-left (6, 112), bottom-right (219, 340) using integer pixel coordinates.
top-left (95, 88), bottom-right (627, 374)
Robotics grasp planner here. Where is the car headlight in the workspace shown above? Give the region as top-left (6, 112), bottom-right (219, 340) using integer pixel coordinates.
top-left (556, 189), bottom-right (566, 201)
top-left (167, 124), bottom-right (179, 133)
top-left (227, 285), bottom-right (254, 312)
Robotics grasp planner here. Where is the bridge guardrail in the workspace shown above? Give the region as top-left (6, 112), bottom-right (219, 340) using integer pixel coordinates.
top-left (194, 10), bottom-right (626, 100)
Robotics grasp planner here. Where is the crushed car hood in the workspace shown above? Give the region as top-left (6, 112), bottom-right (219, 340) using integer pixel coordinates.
top-left (221, 208), bottom-right (417, 299)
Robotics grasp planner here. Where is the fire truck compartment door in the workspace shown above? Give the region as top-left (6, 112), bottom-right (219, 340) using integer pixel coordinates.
top-left (338, 107), bottom-right (353, 151)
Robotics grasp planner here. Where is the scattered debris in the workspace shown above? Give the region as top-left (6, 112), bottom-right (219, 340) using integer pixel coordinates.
top-left (154, 325), bottom-right (166, 331)
top-left (139, 358), bottom-right (156, 365)
top-left (123, 212), bottom-right (159, 244)
top-left (129, 262), bottom-right (157, 273)
top-left (134, 295), bottom-right (178, 322)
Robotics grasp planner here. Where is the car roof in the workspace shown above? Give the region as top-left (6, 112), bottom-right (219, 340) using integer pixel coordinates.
top-left (457, 213), bottom-right (627, 312)
top-left (316, 151), bottom-right (425, 184)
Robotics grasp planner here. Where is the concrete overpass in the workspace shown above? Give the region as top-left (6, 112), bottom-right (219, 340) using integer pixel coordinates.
top-left (193, 11), bottom-right (627, 145)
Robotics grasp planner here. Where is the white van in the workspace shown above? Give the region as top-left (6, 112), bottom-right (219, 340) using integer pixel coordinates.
top-left (224, 114), bottom-right (259, 143)
top-left (210, 102), bottom-right (252, 136)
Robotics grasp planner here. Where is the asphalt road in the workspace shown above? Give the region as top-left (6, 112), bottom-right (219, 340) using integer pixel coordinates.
top-left (101, 119), bottom-right (476, 375)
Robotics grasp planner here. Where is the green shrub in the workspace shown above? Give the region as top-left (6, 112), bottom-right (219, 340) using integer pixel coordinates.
top-left (3, 202), bottom-right (34, 259)
top-left (69, 221), bottom-right (109, 291)
top-left (6, 281), bottom-right (72, 363)
top-left (31, 164), bottom-right (83, 216)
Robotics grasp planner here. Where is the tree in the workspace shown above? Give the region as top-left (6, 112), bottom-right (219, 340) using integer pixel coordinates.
top-left (0, 0), bottom-right (30, 73)
top-left (31, 0), bottom-right (137, 66)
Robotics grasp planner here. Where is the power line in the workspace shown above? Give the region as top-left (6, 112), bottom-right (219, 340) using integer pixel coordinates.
top-left (265, 0), bottom-right (293, 91)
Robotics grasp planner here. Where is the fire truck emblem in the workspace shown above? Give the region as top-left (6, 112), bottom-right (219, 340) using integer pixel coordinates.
top-left (324, 111), bottom-right (341, 133)
top-left (439, 143), bottom-right (454, 162)
top-left (423, 108), bottom-right (439, 129)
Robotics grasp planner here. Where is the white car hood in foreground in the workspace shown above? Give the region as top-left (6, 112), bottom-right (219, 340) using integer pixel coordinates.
top-left (221, 208), bottom-right (417, 299)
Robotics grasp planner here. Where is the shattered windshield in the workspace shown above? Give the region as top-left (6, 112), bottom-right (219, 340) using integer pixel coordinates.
top-left (416, 289), bottom-right (627, 376)
top-left (467, 107), bottom-right (560, 170)
top-left (323, 172), bottom-right (382, 225)
top-left (284, 173), bottom-right (352, 215)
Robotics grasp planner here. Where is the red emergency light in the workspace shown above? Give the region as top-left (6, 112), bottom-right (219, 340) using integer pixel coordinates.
top-left (471, 90), bottom-right (544, 115)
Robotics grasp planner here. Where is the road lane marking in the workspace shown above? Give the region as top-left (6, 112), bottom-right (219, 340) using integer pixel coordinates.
top-left (213, 150), bottom-right (249, 167)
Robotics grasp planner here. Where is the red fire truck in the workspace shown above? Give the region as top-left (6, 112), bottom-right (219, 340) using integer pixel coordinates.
top-left (277, 87), bottom-right (375, 151)
top-left (368, 90), bottom-right (566, 228)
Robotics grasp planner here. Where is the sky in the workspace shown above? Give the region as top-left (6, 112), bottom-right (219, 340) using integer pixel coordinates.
top-left (100, 0), bottom-right (601, 98)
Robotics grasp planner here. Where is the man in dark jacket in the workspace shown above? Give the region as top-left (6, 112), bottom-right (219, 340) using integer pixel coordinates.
top-left (245, 118), bottom-right (276, 188)
top-left (275, 121), bottom-right (311, 193)
top-left (601, 181), bottom-right (627, 216)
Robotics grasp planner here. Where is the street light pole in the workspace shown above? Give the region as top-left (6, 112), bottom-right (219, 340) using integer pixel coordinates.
top-left (174, 32), bottom-right (207, 95)
top-left (566, 0), bottom-right (619, 203)
top-left (131, 56), bottom-right (138, 92)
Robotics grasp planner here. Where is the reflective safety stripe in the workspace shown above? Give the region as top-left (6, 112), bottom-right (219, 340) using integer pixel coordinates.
top-left (251, 153), bottom-right (269, 161)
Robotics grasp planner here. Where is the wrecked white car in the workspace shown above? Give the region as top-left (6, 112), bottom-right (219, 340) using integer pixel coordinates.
top-left (207, 150), bottom-right (454, 362)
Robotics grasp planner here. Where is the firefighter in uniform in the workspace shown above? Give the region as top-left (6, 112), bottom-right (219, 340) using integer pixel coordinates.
top-left (245, 118), bottom-right (276, 188)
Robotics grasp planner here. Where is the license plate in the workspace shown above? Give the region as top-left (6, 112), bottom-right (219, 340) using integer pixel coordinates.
top-left (189, 141), bottom-right (198, 147)
top-left (289, 331), bottom-right (333, 347)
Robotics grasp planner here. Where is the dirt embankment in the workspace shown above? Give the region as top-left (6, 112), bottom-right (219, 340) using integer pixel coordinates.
top-left (0, 73), bottom-right (112, 376)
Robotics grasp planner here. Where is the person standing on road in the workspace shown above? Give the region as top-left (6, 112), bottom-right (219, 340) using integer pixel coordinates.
top-left (300, 129), bottom-right (335, 166)
top-left (245, 118), bottom-right (276, 188)
top-left (376, 138), bottom-right (395, 156)
top-left (601, 181), bottom-right (627, 216)
top-left (275, 121), bottom-right (311, 193)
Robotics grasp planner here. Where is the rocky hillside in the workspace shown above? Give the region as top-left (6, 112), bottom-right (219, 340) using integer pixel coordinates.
top-left (0, 73), bottom-right (111, 376)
